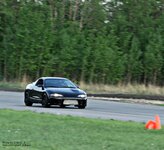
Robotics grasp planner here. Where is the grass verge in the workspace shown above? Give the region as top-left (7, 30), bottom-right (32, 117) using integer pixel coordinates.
top-left (0, 109), bottom-right (164, 150)
top-left (0, 81), bottom-right (25, 91)
top-left (1, 81), bottom-right (164, 96)
top-left (80, 82), bottom-right (164, 95)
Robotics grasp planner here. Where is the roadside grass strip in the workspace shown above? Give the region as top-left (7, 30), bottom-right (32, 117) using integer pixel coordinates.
top-left (2, 81), bottom-right (164, 96)
top-left (0, 109), bottom-right (164, 150)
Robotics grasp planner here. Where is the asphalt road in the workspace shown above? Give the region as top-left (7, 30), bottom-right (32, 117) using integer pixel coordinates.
top-left (0, 91), bottom-right (164, 124)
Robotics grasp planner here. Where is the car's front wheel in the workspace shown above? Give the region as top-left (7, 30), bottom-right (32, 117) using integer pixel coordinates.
top-left (78, 105), bottom-right (86, 109)
top-left (59, 100), bottom-right (65, 108)
top-left (78, 100), bottom-right (86, 109)
top-left (24, 91), bottom-right (33, 106)
top-left (42, 93), bottom-right (50, 108)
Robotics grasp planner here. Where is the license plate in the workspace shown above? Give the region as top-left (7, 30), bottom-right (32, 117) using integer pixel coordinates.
top-left (64, 100), bottom-right (78, 105)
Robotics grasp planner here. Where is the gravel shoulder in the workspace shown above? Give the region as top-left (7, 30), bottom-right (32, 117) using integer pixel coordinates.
top-left (89, 97), bottom-right (164, 105)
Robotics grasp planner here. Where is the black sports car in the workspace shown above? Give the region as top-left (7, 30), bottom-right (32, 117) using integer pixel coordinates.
top-left (24, 77), bottom-right (87, 109)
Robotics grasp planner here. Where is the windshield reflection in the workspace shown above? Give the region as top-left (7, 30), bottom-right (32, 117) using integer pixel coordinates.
top-left (44, 79), bottom-right (76, 88)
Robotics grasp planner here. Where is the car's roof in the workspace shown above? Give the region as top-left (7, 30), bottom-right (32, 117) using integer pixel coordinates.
top-left (40, 77), bottom-right (68, 80)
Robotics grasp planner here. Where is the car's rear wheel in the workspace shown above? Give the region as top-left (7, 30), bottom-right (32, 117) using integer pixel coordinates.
top-left (24, 91), bottom-right (33, 106)
top-left (42, 93), bottom-right (50, 108)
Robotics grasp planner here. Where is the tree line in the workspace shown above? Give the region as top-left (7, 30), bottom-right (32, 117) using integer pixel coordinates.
top-left (0, 0), bottom-right (164, 85)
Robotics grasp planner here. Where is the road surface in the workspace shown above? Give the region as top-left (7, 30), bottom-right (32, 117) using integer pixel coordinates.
top-left (0, 91), bottom-right (164, 124)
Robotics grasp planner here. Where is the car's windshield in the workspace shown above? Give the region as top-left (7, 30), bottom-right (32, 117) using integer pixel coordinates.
top-left (44, 79), bottom-right (77, 88)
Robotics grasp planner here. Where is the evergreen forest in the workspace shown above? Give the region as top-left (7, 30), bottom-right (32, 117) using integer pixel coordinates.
top-left (0, 0), bottom-right (164, 85)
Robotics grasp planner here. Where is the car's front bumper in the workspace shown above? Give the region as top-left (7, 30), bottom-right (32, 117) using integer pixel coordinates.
top-left (49, 96), bottom-right (87, 106)
top-left (49, 97), bottom-right (87, 106)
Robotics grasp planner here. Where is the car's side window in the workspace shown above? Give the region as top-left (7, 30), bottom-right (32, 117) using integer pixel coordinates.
top-left (35, 79), bottom-right (43, 87)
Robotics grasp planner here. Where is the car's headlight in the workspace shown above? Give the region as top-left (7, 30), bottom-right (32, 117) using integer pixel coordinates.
top-left (50, 93), bottom-right (63, 97)
top-left (78, 94), bottom-right (87, 98)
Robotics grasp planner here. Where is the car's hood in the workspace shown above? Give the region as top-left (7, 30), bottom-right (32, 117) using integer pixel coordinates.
top-left (45, 87), bottom-right (86, 97)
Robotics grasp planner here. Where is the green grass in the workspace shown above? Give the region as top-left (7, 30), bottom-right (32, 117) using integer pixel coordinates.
top-left (157, 104), bottom-right (164, 106)
top-left (0, 110), bottom-right (164, 150)
top-left (0, 81), bottom-right (25, 91)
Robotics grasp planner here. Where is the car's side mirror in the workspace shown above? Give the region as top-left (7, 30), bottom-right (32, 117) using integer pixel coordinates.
top-left (37, 84), bottom-right (44, 90)
top-left (37, 84), bottom-right (42, 87)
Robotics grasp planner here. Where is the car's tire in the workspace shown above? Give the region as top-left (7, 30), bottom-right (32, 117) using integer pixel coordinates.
top-left (24, 91), bottom-right (33, 106)
top-left (42, 93), bottom-right (50, 108)
top-left (78, 106), bottom-right (85, 109)
top-left (78, 100), bottom-right (86, 109)
top-left (59, 100), bottom-right (65, 108)
top-left (78, 105), bottom-right (86, 109)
